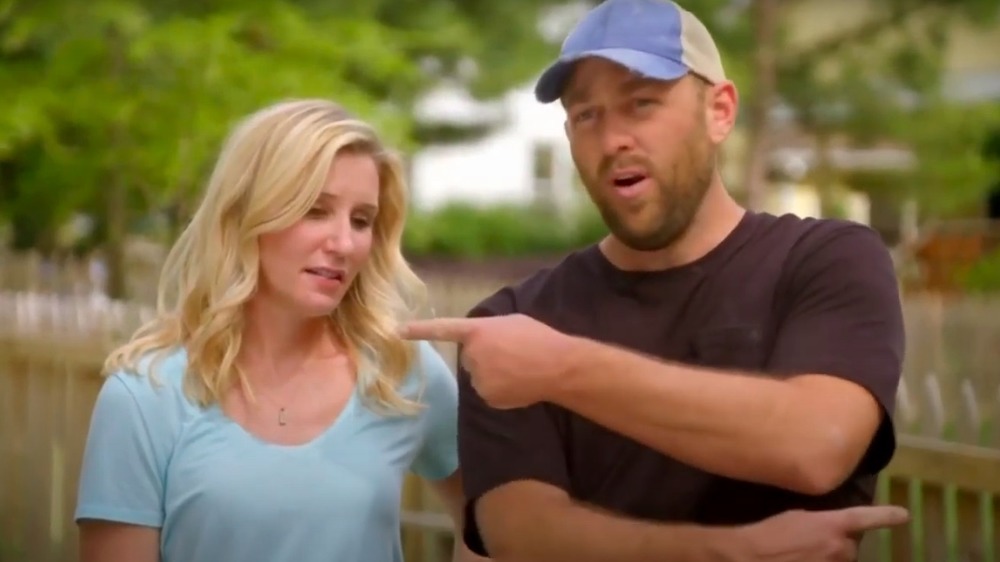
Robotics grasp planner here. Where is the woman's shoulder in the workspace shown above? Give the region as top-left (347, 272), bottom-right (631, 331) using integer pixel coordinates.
top-left (355, 341), bottom-right (455, 421)
top-left (404, 341), bottom-right (457, 408)
top-left (101, 346), bottom-right (193, 414)
top-left (406, 340), bottom-right (454, 386)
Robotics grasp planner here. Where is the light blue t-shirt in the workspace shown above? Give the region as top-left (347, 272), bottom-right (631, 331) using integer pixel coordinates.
top-left (74, 341), bottom-right (458, 562)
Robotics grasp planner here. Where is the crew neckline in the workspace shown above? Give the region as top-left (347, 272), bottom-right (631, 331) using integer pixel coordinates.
top-left (584, 210), bottom-right (764, 282)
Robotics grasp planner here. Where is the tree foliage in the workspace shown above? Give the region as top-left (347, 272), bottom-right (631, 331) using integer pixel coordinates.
top-left (767, 0), bottom-right (1000, 216)
top-left (2, 0), bottom-right (998, 296)
top-left (0, 0), bottom-right (571, 295)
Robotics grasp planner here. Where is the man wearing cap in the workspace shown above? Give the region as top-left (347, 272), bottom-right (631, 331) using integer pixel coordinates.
top-left (403, 0), bottom-right (908, 560)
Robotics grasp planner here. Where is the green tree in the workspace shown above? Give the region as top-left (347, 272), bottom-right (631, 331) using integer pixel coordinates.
top-left (768, 0), bottom-right (1000, 218)
top-left (0, 0), bottom-right (571, 297)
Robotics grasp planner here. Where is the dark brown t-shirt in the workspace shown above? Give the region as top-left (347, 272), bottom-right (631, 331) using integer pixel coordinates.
top-left (457, 211), bottom-right (905, 555)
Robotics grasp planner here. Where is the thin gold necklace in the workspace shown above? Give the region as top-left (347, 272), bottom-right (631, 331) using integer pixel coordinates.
top-left (246, 345), bottom-right (352, 426)
top-left (251, 374), bottom-right (313, 427)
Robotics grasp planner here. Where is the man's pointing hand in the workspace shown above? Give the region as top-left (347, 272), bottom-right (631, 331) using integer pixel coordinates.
top-left (401, 314), bottom-right (577, 409)
top-left (400, 317), bottom-right (478, 344)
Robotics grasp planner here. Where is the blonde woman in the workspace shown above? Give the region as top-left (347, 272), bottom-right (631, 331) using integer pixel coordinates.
top-left (75, 100), bottom-right (481, 562)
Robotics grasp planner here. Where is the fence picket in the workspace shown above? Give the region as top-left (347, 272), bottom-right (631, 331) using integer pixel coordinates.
top-left (1, 280), bottom-right (999, 562)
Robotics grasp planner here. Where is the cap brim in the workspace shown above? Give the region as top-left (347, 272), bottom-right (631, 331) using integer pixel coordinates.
top-left (534, 48), bottom-right (689, 104)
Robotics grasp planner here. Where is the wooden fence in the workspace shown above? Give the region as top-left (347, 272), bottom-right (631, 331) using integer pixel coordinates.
top-left (1, 282), bottom-right (1000, 562)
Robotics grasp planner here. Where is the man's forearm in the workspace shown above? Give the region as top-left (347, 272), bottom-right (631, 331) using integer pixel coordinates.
top-left (550, 337), bottom-right (836, 493)
top-left (485, 497), bottom-right (737, 562)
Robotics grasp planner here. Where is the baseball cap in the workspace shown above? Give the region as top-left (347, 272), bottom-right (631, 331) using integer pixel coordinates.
top-left (534, 0), bottom-right (727, 103)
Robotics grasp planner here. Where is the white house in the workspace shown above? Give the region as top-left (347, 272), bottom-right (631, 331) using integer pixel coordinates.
top-left (408, 0), bottom-right (1000, 227)
top-left (406, 78), bottom-right (877, 222)
top-left (407, 1), bottom-right (593, 213)
top-left (409, 81), bottom-right (580, 213)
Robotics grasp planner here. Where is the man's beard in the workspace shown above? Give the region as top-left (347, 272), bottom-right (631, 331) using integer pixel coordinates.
top-left (591, 140), bottom-right (715, 252)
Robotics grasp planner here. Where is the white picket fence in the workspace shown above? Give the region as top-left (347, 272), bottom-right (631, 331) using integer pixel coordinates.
top-left (2, 287), bottom-right (999, 448)
top-left (2, 288), bottom-right (1000, 562)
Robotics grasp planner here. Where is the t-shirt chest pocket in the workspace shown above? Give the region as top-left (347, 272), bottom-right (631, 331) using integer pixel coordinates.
top-left (691, 326), bottom-right (769, 371)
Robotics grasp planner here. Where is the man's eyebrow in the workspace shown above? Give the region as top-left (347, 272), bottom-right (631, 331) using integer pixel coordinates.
top-left (562, 76), bottom-right (665, 107)
top-left (562, 86), bottom-right (589, 108)
top-left (620, 75), bottom-right (662, 94)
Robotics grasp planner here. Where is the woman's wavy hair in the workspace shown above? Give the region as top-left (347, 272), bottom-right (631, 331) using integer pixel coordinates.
top-left (104, 99), bottom-right (427, 416)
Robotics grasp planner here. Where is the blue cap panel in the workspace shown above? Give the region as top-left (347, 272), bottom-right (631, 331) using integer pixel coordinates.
top-left (534, 0), bottom-right (689, 103)
top-left (562, 0), bottom-right (684, 63)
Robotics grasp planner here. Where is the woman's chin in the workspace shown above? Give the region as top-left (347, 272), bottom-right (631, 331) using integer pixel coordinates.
top-left (285, 290), bottom-right (344, 319)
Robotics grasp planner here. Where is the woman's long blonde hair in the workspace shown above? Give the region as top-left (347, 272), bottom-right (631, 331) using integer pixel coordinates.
top-left (104, 99), bottom-right (427, 416)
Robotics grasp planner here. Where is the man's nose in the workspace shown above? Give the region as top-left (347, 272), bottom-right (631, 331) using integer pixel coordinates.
top-left (599, 114), bottom-right (636, 155)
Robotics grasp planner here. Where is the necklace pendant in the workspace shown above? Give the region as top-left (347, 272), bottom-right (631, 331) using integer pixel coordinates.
top-left (278, 407), bottom-right (287, 426)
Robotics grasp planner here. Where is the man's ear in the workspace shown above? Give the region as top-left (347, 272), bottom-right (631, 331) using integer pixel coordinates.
top-left (706, 80), bottom-right (738, 144)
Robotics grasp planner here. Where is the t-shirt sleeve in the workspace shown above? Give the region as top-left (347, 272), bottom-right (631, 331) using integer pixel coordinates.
top-left (767, 223), bottom-right (905, 475)
top-left (457, 291), bottom-right (571, 556)
top-left (74, 373), bottom-right (168, 527)
top-left (411, 341), bottom-right (460, 481)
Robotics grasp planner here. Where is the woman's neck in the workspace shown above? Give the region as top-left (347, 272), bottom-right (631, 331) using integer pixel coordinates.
top-left (240, 297), bottom-right (340, 383)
